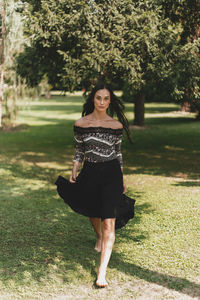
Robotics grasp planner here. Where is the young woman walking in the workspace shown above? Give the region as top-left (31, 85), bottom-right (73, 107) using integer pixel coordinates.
top-left (55, 82), bottom-right (135, 287)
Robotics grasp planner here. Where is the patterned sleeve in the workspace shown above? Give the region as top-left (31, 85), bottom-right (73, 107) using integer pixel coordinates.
top-left (115, 133), bottom-right (123, 168)
top-left (73, 128), bottom-right (85, 163)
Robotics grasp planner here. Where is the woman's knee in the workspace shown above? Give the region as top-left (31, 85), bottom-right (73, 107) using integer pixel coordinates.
top-left (102, 218), bottom-right (115, 233)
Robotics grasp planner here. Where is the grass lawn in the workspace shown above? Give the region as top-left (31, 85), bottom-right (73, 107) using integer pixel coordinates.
top-left (0, 94), bottom-right (199, 300)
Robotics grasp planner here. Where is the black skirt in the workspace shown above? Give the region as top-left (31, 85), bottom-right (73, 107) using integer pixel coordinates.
top-left (55, 159), bottom-right (135, 229)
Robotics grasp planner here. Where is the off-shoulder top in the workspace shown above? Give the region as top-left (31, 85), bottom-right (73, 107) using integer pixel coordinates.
top-left (73, 125), bottom-right (123, 167)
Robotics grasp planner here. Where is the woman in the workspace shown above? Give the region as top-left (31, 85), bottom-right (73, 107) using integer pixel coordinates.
top-left (55, 82), bottom-right (135, 287)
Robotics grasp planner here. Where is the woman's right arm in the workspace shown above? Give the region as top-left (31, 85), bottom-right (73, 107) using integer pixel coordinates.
top-left (69, 126), bottom-right (85, 183)
top-left (69, 161), bottom-right (82, 183)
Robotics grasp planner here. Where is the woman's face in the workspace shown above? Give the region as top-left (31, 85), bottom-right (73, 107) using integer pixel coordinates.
top-left (93, 89), bottom-right (111, 112)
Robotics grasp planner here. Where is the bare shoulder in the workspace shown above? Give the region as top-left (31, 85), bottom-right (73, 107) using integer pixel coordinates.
top-left (110, 119), bottom-right (123, 129)
top-left (74, 117), bottom-right (88, 127)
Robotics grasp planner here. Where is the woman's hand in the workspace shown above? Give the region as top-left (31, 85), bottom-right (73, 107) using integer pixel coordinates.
top-left (69, 169), bottom-right (77, 183)
top-left (69, 175), bottom-right (76, 183)
top-left (69, 161), bottom-right (81, 183)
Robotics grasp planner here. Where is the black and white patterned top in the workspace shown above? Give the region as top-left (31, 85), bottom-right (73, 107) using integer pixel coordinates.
top-left (73, 125), bottom-right (123, 167)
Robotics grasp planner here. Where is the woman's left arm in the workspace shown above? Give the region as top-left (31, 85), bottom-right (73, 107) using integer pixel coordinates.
top-left (120, 167), bottom-right (127, 194)
top-left (115, 133), bottom-right (126, 194)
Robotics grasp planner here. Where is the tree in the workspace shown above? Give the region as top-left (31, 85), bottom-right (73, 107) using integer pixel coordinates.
top-left (17, 0), bottom-right (200, 125)
top-left (159, 0), bottom-right (200, 117)
top-left (0, 0), bottom-right (6, 127)
top-left (0, 0), bottom-right (35, 127)
top-left (171, 39), bottom-right (200, 119)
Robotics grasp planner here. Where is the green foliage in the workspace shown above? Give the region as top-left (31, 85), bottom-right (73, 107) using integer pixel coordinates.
top-left (17, 0), bottom-right (200, 118)
top-left (16, 46), bottom-right (47, 87)
top-left (159, 0), bottom-right (200, 43)
top-left (122, 82), bottom-right (136, 103)
top-left (17, 1), bottom-right (176, 89)
top-left (171, 39), bottom-right (200, 102)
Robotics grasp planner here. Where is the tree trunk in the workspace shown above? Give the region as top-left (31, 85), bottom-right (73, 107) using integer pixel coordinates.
top-left (196, 110), bottom-right (200, 120)
top-left (134, 91), bottom-right (145, 126)
top-left (0, 1), bottom-right (6, 127)
top-left (0, 75), bottom-right (3, 127)
top-left (0, 61), bottom-right (3, 127)
top-left (180, 101), bottom-right (190, 112)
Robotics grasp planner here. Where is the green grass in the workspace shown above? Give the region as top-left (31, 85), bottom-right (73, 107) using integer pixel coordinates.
top-left (0, 95), bottom-right (200, 300)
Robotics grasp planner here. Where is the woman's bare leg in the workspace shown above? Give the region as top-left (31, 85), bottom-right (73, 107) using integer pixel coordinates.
top-left (96, 218), bottom-right (115, 287)
top-left (89, 217), bottom-right (102, 252)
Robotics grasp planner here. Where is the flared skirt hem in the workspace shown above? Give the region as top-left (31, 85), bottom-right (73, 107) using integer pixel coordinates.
top-left (55, 174), bottom-right (135, 230)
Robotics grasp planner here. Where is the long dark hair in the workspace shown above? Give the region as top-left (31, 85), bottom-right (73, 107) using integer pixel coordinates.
top-left (82, 82), bottom-right (132, 143)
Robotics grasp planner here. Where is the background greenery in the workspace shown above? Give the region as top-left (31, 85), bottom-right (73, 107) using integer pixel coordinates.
top-left (15, 0), bottom-right (200, 126)
top-left (1, 0), bottom-right (200, 128)
top-left (0, 94), bottom-right (199, 299)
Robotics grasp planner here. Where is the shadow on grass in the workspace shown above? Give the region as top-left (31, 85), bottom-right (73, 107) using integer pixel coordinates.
top-left (26, 103), bottom-right (82, 111)
top-left (123, 158), bottom-right (200, 180)
top-left (122, 121), bottom-right (200, 180)
top-left (0, 165), bottom-right (199, 298)
top-left (0, 157), bottom-right (149, 288)
top-left (0, 186), bottom-right (145, 284)
top-left (172, 181), bottom-right (200, 187)
top-left (124, 103), bottom-right (179, 114)
top-left (0, 195), bottom-right (199, 298)
top-left (1, 118), bottom-right (200, 181)
top-left (144, 117), bottom-right (195, 126)
top-left (19, 94), bottom-right (84, 113)
top-left (0, 98), bottom-right (200, 295)
top-left (1, 94), bottom-right (200, 181)
top-left (110, 256), bottom-right (200, 298)
top-left (0, 165), bottom-right (199, 296)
